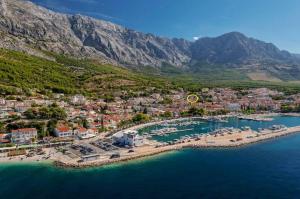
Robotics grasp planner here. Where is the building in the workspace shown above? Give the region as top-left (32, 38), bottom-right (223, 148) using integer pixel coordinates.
top-left (112, 130), bottom-right (144, 147)
top-left (54, 126), bottom-right (73, 138)
top-left (11, 128), bottom-right (38, 144)
top-left (70, 94), bottom-right (86, 105)
top-left (0, 98), bottom-right (6, 106)
top-left (0, 134), bottom-right (10, 144)
top-left (226, 103), bottom-right (241, 112)
top-left (74, 127), bottom-right (96, 139)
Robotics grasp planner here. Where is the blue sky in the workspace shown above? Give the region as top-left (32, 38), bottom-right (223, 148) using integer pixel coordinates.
top-left (31, 0), bottom-right (300, 53)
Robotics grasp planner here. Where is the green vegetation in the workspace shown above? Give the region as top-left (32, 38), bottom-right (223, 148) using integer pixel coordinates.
top-left (208, 109), bottom-right (229, 116)
top-left (0, 143), bottom-right (15, 148)
top-left (1, 48), bottom-right (300, 97)
top-left (0, 49), bottom-right (77, 95)
top-left (24, 104), bottom-right (67, 120)
top-left (160, 97), bottom-right (173, 105)
top-left (160, 111), bottom-right (173, 118)
top-left (242, 108), bottom-right (256, 115)
top-left (181, 107), bottom-right (205, 117)
top-left (132, 113), bottom-right (151, 123)
top-left (0, 49), bottom-right (178, 96)
top-left (280, 104), bottom-right (300, 113)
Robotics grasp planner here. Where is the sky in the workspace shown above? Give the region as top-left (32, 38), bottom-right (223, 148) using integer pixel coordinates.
top-left (31, 0), bottom-right (300, 53)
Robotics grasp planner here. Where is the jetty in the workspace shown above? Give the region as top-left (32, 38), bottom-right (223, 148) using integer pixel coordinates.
top-left (237, 115), bottom-right (273, 122)
top-left (54, 125), bottom-right (300, 168)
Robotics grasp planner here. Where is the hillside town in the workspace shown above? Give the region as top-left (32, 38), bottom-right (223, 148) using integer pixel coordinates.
top-left (0, 87), bottom-right (299, 147)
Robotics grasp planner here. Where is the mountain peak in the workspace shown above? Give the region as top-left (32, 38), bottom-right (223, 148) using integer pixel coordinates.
top-left (0, 0), bottom-right (299, 80)
top-left (219, 31), bottom-right (248, 40)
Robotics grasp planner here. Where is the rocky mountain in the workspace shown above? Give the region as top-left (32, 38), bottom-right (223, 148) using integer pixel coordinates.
top-left (0, 0), bottom-right (300, 80)
top-left (190, 32), bottom-right (295, 65)
top-left (0, 0), bottom-right (190, 67)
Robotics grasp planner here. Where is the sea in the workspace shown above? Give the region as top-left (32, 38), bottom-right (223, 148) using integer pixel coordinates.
top-left (1, 116), bottom-right (300, 199)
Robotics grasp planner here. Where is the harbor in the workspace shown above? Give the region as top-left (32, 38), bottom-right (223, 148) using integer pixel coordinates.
top-left (54, 123), bottom-right (300, 168)
top-left (2, 114), bottom-right (300, 168)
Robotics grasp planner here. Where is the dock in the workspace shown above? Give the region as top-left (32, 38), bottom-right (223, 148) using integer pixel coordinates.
top-left (54, 125), bottom-right (300, 168)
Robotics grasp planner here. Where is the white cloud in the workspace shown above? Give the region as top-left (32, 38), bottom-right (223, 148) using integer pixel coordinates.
top-left (193, 36), bottom-right (201, 41)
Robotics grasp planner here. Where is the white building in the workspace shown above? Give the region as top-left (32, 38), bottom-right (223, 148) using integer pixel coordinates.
top-left (0, 98), bottom-right (6, 106)
top-left (74, 127), bottom-right (96, 140)
top-left (11, 128), bottom-right (38, 144)
top-left (226, 103), bottom-right (241, 112)
top-left (71, 94), bottom-right (86, 105)
top-left (112, 130), bottom-right (144, 147)
top-left (54, 127), bottom-right (74, 138)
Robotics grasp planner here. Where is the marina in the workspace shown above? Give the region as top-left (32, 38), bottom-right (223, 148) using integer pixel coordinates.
top-left (2, 115), bottom-right (300, 199)
top-left (52, 115), bottom-right (300, 168)
top-left (2, 115), bottom-right (300, 169)
top-left (3, 132), bottom-right (300, 199)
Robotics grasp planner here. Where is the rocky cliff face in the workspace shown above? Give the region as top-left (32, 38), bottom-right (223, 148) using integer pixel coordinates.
top-left (0, 0), bottom-right (299, 74)
top-left (0, 0), bottom-right (191, 67)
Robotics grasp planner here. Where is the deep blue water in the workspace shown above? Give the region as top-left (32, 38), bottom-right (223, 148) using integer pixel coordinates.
top-left (2, 116), bottom-right (300, 199)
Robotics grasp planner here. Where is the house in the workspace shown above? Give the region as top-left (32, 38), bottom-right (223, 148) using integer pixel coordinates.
top-left (54, 126), bottom-right (73, 138)
top-left (74, 127), bottom-right (96, 139)
top-left (71, 94), bottom-right (86, 105)
top-left (226, 103), bottom-right (241, 112)
top-left (0, 98), bottom-right (6, 106)
top-left (112, 130), bottom-right (144, 147)
top-left (14, 105), bottom-right (30, 113)
top-left (0, 134), bottom-right (10, 144)
top-left (11, 128), bottom-right (38, 144)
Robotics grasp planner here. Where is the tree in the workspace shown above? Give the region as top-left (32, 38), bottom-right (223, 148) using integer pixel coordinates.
top-left (188, 107), bottom-right (205, 116)
top-left (47, 119), bottom-right (58, 137)
top-left (24, 108), bottom-right (38, 119)
top-left (50, 107), bottom-right (67, 120)
top-left (160, 111), bottom-right (172, 118)
top-left (104, 95), bottom-right (115, 103)
top-left (82, 119), bottom-right (89, 128)
top-left (0, 121), bottom-right (5, 133)
top-left (143, 107), bottom-right (148, 114)
top-left (132, 113), bottom-right (150, 123)
top-left (160, 97), bottom-right (172, 105)
top-left (280, 104), bottom-right (293, 113)
top-left (24, 105), bottom-right (67, 120)
top-left (39, 107), bottom-right (51, 119)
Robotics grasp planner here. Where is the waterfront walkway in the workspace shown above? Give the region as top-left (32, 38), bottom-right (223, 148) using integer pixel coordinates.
top-left (55, 125), bottom-right (300, 168)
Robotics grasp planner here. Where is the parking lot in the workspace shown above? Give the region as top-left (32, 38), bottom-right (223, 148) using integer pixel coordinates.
top-left (90, 140), bottom-right (119, 152)
top-left (67, 138), bottom-right (122, 159)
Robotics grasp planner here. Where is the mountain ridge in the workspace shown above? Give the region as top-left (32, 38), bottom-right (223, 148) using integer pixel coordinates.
top-left (0, 0), bottom-right (300, 80)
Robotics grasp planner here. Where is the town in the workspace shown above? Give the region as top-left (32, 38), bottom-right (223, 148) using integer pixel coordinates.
top-left (0, 87), bottom-right (300, 165)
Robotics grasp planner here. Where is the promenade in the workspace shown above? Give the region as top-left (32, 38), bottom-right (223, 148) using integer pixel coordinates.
top-left (55, 125), bottom-right (300, 168)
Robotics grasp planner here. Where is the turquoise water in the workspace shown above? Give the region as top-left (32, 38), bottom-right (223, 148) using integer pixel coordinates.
top-left (2, 116), bottom-right (300, 199)
top-left (139, 116), bottom-right (300, 142)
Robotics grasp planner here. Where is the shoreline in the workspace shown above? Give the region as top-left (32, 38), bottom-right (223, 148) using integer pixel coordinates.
top-left (54, 126), bottom-right (300, 169)
top-left (1, 113), bottom-right (299, 169)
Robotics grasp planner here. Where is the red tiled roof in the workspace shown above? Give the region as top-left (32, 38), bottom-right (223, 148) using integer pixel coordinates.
top-left (77, 127), bottom-right (87, 133)
top-left (0, 139), bottom-right (10, 143)
top-left (56, 127), bottom-right (70, 132)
